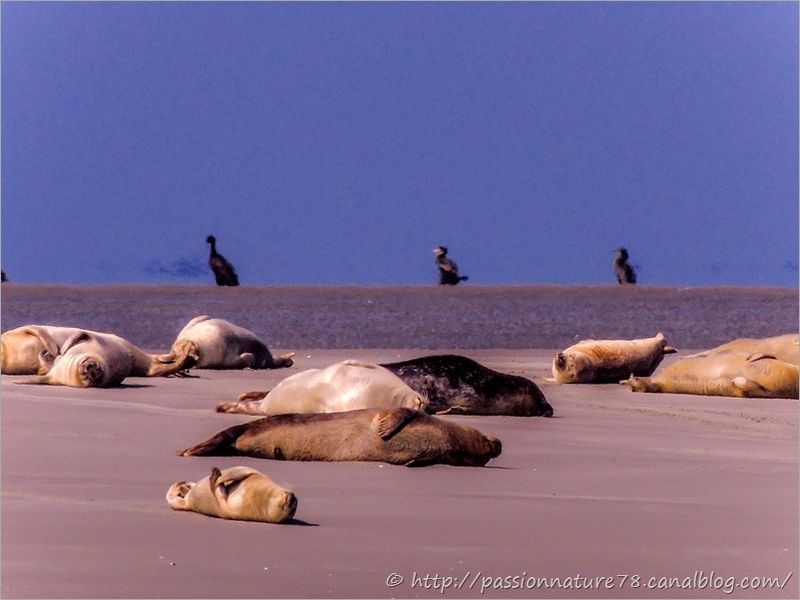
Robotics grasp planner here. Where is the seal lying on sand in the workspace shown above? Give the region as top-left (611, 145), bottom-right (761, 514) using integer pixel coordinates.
top-left (622, 351), bottom-right (799, 399)
top-left (179, 407), bottom-right (502, 467)
top-left (2, 325), bottom-right (191, 377)
top-left (552, 333), bottom-right (676, 384)
top-left (217, 360), bottom-right (427, 415)
top-left (16, 330), bottom-right (191, 387)
top-left (169, 316), bottom-right (293, 370)
top-left (1, 325), bottom-right (70, 374)
top-left (167, 466), bottom-right (297, 523)
top-left (685, 334), bottom-right (799, 365)
top-left (380, 355), bottom-right (553, 416)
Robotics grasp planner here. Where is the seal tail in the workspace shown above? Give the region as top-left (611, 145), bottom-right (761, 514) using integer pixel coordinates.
top-left (177, 423), bottom-right (247, 457)
top-left (215, 398), bottom-right (265, 415)
top-left (271, 352), bottom-right (295, 368)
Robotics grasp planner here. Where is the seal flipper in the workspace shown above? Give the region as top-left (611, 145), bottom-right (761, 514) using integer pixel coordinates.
top-left (272, 352), bottom-right (295, 368)
top-left (435, 405), bottom-right (470, 415)
top-left (746, 353), bottom-right (777, 363)
top-left (215, 398), bottom-right (264, 415)
top-left (235, 353), bottom-right (256, 369)
top-left (237, 390), bottom-right (269, 402)
top-left (211, 467), bottom-right (253, 501)
top-left (38, 349), bottom-right (56, 374)
top-left (20, 326), bottom-right (61, 363)
top-left (376, 407), bottom-right (421, 440)
top-left (61, 331), bottom-right (92, 353)
top-left (178, 422), bottom-right (248, 456)
top-left (14, 375), bottom-right (52, 385)
top-left (341, 360), bottom-right (376, 369)
top-left (620, 375), bottom-right (656, 393)
top-left (731, 377), bottom-right (769, 397)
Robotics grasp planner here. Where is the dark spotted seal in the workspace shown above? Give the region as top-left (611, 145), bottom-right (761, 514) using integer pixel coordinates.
top-left (381, 354), bottom-right (553, 417)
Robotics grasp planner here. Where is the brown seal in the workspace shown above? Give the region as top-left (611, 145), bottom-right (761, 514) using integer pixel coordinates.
top-left (179, 407), bottom-right (502, 467)
top-left (166, 465), bottom-right (297, 523)
top-left (622, 351), bottom-right (799, 399)
top-left (684, 334), bottom-right (798, 365)
top-left (552, 333), bottom-right (676, 383)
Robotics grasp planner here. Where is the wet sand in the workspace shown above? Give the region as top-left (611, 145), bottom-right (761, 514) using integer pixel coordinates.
top-left (2, 285), bottom-right (798, 597)
top-left (2, 348), bottom-right (797, 598)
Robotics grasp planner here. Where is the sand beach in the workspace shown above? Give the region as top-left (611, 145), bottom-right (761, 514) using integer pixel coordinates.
top-left (1, 285), bottom-right (797, 598)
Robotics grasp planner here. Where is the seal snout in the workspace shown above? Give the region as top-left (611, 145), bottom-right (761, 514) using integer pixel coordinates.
top-left (281, 490), bottom-right (298, 522)
top-left (487, 437), bottom-right (502, 458)
top-left (542, 405), bottom-right (554, 418)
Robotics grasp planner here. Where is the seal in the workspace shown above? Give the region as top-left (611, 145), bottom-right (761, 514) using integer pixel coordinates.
top-left (380, 354), bottom-right (553, 416)
top-left (166, 465), bottom-right (297, 523)
top-left (217, 359), bottom-right (427, 415)
top-left (169, 316), bottom-right (293, 370)
top-left (178, 407), bottom-right (502, 467)
top-left (552, 333), bottom-right (677, 383)
top-left (15, 330), bottom-right (191, 387)
top-left (621, 351), bottom-right (799, 399)
top-left (207, 234), bottom-right (239, 286)
top-left (1, 325), bottom-right (71, 374)
top-left (2, 325), bottom-right (192, 377)
top-left (684, 334), bottom-right (799, 365)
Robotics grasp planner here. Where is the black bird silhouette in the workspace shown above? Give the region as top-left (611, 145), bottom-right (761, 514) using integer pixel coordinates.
top-left (612, 247), bottom-right (637, 285)
top-left (434, 246), bottom-right (469, 285)
top-left (207, 235), bottom-right (239, 286)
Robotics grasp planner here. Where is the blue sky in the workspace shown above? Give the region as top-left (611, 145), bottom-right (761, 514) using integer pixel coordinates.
top-left (2, 2), bottom-right (797, 286)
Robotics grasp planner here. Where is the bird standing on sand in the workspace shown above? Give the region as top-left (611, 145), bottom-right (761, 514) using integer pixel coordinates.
top-left (434, 246), bottom-right (469, 285)
top-left (613, 247), bottom-right (637, 285)
top-left (207, 235), bottom-right (239, 286)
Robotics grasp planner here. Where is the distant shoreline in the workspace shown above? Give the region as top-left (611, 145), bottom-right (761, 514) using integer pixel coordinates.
top-left (2, 284), bottom-right (796, 350)
top-left (2, 282), bottom-right (797, 291)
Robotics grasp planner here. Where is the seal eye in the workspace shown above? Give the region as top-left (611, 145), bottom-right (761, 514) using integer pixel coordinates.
top-left (556, 353), bottom-right (566, 369)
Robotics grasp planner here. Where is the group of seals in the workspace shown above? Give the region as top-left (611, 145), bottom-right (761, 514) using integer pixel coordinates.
top-left (179, 407), bottom-right (503, 468)
top-left (1, 316), bottom-right (291, 387)
top-left (167, 465), bottom-right (297, 523)
top-left (622, 333), bottom-right (799, 399)
top-left (170, 316), bottom-right (294, 370)
top-left (551, 333), bottom-right (676, 384)
top-left (224, 355), bottom-right (552, 418)
top-left (549, 331), bottom-right (798, 399)
top-left (2, 326), bottom-right (193, 387)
